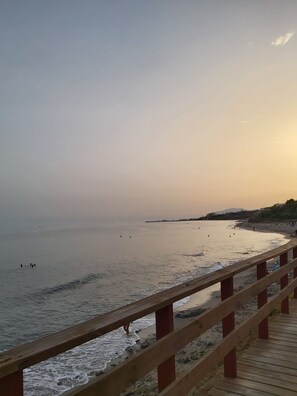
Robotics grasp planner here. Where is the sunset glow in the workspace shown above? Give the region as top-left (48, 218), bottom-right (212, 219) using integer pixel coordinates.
top-left (1, 1), bottom-right (297, 228)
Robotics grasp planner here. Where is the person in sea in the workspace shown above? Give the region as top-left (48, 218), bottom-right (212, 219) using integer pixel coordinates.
top-left (123, 323), bottom-right (130, 335)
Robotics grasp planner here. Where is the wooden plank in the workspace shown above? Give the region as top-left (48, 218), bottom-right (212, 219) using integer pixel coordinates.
top-left (209, 388), bottom-right (242, 396)
top-left (275, 314), bottom-right (297, 322)
top-left (213, 379), bottom-right (272, 396)
top-left (253, 338), bottom-right (297, 350)
top-left (242, 350), bottom-right (297, 364)
top-left (269, 326), bottom-right (297, 336)
top-left (247, 347), bottom-right (297, 359)
top-left (237, 369), bottom-right (297, 392)
top-left (1, 241), bottom-right (296, 379)
top-left (249, 345), bottom-right (297, 359)
top-left (274, 317), bottom-right (297, 324)
top-left (287, 307), bottom-right (297, 312)
top-left (221, 377), bottom-right (297, 396)
top-left (238, 363), bottom-right (297, 385)
top-left (241, 354), bottom-right (297, 370)
top-left (269, 330), bottom-right (297, 341)
top-left (239, 358), bottom-right (297, 377)
top-left (271, 319), bottom-right (297, 327)
top-left (253, 340), bottom-right (297, 354)
top-left (255, 338), bottom-right (297, 350)
top-left (270, 319), bottom-right (297, 329)
top-left (269, 325), bottom-right (297, 335)
top-left (272, 320), bottom-right (297, 329)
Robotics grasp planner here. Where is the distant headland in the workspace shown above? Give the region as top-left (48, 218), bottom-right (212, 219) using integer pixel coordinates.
top-left (146, 199), bottom-right (297, 223)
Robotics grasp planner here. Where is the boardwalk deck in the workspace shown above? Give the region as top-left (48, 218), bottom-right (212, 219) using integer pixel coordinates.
top-left (209, 299), bottom-right (297, 396)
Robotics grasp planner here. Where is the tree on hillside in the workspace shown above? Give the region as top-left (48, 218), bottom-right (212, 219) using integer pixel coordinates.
top-left (250, 199), bottom-right (297, 222)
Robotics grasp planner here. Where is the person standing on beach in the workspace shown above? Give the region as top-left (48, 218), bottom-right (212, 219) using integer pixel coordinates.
top-left (123, 323), bottom-right (130, 335)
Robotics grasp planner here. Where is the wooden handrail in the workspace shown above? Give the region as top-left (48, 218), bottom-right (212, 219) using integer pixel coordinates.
top-left (1, 239), bottom-right (297, 395)
top-left (63, 257), bottom-right (297, 396)
top-left (160, 277), bottom-right (297, 396)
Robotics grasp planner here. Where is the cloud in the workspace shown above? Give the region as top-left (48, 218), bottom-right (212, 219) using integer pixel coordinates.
top-left (240, 120), bottom-right (248, 124)
top-left (271, 32), bottom-right (294, 46)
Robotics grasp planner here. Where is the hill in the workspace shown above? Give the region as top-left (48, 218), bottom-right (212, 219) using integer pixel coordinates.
top-left (214, 208), bottom-right (244, 215)
top-left (146, 199), bottom-right (297, 223)
top-left (249, 199), bottom-right (297, 222)
top-left (198, 209), bottom-right (258, 221)
top-left (199, 199), bottom-right (297, 222)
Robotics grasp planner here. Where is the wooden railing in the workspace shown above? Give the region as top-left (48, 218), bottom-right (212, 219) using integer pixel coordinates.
top-left (1, 240), bottom-right (297, 396)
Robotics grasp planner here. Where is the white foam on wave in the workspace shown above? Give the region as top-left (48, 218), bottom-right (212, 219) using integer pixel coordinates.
top-left (24, 327), bottom-right (139, 395)
top-left (24, 294), bottom-right (190, 395)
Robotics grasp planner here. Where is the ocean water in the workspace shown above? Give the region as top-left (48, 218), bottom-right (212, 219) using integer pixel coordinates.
top-left (0, 220), bottom-right (287, 395)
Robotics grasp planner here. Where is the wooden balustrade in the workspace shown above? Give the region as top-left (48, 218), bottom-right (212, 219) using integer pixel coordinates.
top-left (221, 277), bottom-right (236, 378)
top-left (280, 252), bottom-right (289, 313)
top-left (1, 239), bottom-right (297, 396)
top-left (155, 304), bottom-right (175, 391)
top-left (257, 261), bottom-right (268, 338)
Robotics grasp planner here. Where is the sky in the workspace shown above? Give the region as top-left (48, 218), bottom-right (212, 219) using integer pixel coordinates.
top-left (1, 1), bottom-right (297, 228)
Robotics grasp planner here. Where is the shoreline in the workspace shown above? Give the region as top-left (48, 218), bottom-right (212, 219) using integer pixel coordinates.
top-left (138, 220), bottom-right (295, 343)
top-left (101, 223), bottom-right (294, 395)
top-left (237, 219), bottom-right (297, 238)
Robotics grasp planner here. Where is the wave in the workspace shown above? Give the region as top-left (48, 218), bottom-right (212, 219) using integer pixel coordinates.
top-left (32, 273), bottom-right (103, 298)
top-left (200, 261), bottom-right (225, 272)
top-left (182, 252), bottom-right (204, 257)
top-left (199, 260), bottom-right (236, 274)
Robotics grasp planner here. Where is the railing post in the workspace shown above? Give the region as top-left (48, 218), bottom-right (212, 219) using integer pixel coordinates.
top-left (293, 247), bottom-right (297, 299)
top-left (0, 371), bottom-right (23, 396)
top-left (280, 252), bottom-right (289, 314)
top-left (155, 304), bottom-right (175, 391)
top-left (221, 277), bottom-right (236, 378)
top-left (257, 261), bottom-right (268, 338)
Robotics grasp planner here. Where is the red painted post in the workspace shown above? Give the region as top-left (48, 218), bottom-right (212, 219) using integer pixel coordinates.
top-left (155, 304), bottom-right (175, 391)
top-left (280, 252), bottom-right (289, 314)
top-left (0, 371), bottom-right (23, 396)
top-left (257, 261), bottom-right (268, 338)
top-left (221, 277), bottom-right (236, 378)
top-left (293, 247), bottom-right (297, 299)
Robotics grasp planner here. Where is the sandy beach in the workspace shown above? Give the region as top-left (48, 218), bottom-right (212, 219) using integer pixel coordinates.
top-left (95, 222), bottom-right (296, 395)
top-left (238, 219), bottom-right (297, 238)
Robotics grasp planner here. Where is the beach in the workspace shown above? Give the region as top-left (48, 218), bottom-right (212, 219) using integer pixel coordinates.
top-left (101, 222), bottom-right (294, 395)
top-left (238, 219), bottom-right (297, 237)
top-left (0, 220), bottom-right (289, 395)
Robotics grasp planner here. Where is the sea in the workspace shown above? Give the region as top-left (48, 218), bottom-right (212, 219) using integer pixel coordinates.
top-left (0, 220), bottom-right (287, 395)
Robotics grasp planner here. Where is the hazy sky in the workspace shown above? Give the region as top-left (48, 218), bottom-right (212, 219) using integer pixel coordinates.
top-left (1, 1), bottom-right (297, 227)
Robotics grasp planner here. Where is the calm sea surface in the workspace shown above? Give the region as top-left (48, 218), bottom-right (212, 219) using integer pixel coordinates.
top-left (0, 220), bottom-right (287, 395)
